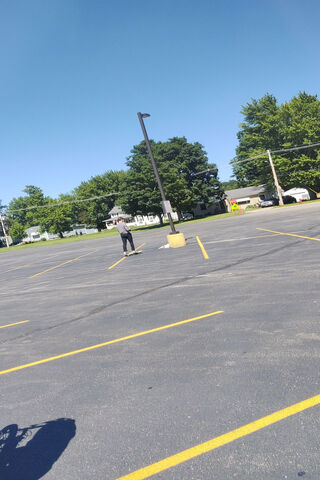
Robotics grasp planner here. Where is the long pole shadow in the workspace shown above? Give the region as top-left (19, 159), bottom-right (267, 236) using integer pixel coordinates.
top-left (0, 418), bottom-right (76, 480)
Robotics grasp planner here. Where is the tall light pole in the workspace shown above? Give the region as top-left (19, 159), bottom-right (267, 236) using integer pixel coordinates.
top-left (137, 112), bottom-right (177, 234)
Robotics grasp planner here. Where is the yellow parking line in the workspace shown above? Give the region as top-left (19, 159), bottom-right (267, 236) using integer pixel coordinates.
top-left (115, 393), bottom-right (320, 480)
top-left (196, 236), bottom-right (209, 259)
top-left (0, 310), bottom-right (223, 376)
top-left (107, 243), bottom-right (146, 270)
top-left (107, 256), bottom-right (127, 270)
top-left (29, 250), bottom-right (97, 278)
top-left (257, 227), bottom-right (320, 242)
top-left (0, 320), bottom-right (29, 330)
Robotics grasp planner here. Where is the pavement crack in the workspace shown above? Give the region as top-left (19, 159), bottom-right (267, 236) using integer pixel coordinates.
top-left (0, 239), bottom-right (300, 346)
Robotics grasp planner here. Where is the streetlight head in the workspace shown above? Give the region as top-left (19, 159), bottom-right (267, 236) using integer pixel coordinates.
top-left (141, 113), bottom-right (150, 118)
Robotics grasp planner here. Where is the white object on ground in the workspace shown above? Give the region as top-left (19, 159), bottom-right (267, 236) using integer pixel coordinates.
top-left (159, 243), bottom-right (170, 249)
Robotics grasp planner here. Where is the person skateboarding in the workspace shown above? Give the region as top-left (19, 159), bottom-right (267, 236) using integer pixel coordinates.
top-left (115, 217), bottom-right (136, 256)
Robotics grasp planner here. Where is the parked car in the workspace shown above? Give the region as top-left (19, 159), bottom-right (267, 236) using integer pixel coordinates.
top-left (283, 195), bottom-right (297, 204)
top-left (260, 198), bottom-right (279, 208)
top-left (182, 213), bottom-right (194, 220)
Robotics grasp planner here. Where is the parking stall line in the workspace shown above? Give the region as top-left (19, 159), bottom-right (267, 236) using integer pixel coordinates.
top-left (0, 320), bottom-right (29, 330)
top-left (205, 233), bottom-right (282, 244)
top-left (29, 250), bottom-right (98, 278)
top-left (196, 236), bottom-right (209, 259)
top-left (0, 310), bottom-right (223, 376)
top-left (115, 393), bottom-right (320, 480)
top-left (107, 243), bottom-right (146, 270)
top-left (256, 227), bottom-right (320, 242)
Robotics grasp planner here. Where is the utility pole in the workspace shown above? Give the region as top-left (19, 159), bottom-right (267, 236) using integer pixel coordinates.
top-left (137, 112), bottom-right (177, 234)
top-left (0, 213), bottom-right (10, 248)
top-left (267, 149), bottom-right (284, 206)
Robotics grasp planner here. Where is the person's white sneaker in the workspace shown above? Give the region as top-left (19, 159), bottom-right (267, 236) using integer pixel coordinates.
top-left (123, 251), bottom-right (128, 256)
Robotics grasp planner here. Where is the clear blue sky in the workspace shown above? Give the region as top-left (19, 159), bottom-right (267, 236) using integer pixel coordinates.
top-left (1, 0), bottom-right (320, 206)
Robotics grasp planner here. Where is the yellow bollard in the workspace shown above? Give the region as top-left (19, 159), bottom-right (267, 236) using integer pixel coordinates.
top-left (167, 232), bottom-right (186, 248)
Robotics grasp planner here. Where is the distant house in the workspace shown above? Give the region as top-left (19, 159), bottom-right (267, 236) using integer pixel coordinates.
top-left (192, 199), bottom-right (226, 218)
top-left (24, 226), bottom-right (58, 242)
top-left (104, 206), bottom-right (178, 229)
top-left (23, 224), bottom-right (98, 242)
top-left (224, 185), bottom-right (271, 212)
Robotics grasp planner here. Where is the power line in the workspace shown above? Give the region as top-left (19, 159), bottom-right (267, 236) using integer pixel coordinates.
top-left (271, 141), bottom-right (320, 154)
top-left (231, 140), bottom-right (320, 166)
top-left (230, 153), bottom-right (267, 165)
top-left (7, 193), bottom-right (119, 214)
top-left (193, 168), bottom-right (217, 176)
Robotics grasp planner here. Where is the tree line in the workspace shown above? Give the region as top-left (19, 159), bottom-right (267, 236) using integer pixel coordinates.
top-left (5, 91), bottom-right (320, 241)
top-left (7, 137), bottom-right (223, 239)
top-left (233, 92), bottom-right (320, 192)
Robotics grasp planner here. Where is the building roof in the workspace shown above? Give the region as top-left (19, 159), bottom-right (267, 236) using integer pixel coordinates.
top-left (224, 185), bottom-right (268, 200)
top-left (283, 187), bottom-right (308, 195)
top-left (105, 205), bottom-right (132, 222)
top-left (25, 226), bottom-right (40, 234)
top-left (108, 205), bottom-right (124, 215)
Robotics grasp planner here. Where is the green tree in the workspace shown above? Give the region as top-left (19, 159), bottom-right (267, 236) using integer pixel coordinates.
top-left (233, 94), bottom-right (281, 187)
top-left (120, 142), bottom-right (164, 222)
top-left (6, 196), bottom-right (28, 225)
top-left (233, 92), bottom-right (320, 191)
top-left (276, 92), bottom-right (320, 191)
top-left (37, 194), bottom-right (77, 238)
top-left (8, 221), bottom-right (26, 241)
top-left (74, 170), bottom-right (126, 229)
top-left (221, 179), bottom-right (239, 190)
top-left (7, 185), bottom-right (49, 226)
top-left (120, 137), bottom-right (223, 221)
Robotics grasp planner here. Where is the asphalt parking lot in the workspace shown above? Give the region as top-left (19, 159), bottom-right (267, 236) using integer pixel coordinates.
top-left (1, 203), bottom-right (320, 479)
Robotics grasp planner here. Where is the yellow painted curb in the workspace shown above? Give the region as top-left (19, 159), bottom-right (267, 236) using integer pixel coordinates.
top-left (167, 233), bottom-right (186, 248)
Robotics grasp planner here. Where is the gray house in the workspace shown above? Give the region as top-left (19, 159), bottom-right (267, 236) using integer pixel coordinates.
top-left (192, 199), bottom-right (226, 218)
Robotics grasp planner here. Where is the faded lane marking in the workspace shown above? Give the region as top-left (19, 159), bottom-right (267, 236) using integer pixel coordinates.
top-left (107, 243), bottom-right (146, 270)
top-left (205, 233), bottom-right (281, 244)
top-left (256, 227), bottom-right (320, 242)
top-left (0, 310), bottom-right (223, 376)
top-left (5, 264), bottom-right (30, 273)
top-left (29, 250), bottom-right (98, 278)
top-left (115, 393), bottom-right (320, 480)
top-left (196, 236), bottom-right (209, 259)
top-left (0, 320), bottom-right (29, 330)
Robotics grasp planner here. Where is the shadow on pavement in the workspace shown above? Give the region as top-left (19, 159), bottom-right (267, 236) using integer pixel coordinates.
top-left (0, 418), bottom-right (76, 480)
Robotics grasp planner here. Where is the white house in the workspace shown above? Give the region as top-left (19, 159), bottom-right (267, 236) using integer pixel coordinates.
top-left (104, 206), bottom-right (178, 229)
top-left (24, 226), bottom-right (59, 242)
top-left (23, 224), bottom-right (98, 242)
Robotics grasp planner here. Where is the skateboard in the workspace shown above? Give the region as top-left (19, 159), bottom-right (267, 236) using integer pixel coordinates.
top-left (126, 251), bottom-right (142, 256)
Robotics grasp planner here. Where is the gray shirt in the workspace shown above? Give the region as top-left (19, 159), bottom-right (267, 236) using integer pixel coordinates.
top-left (116, 222), bottom-right (130, 234)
